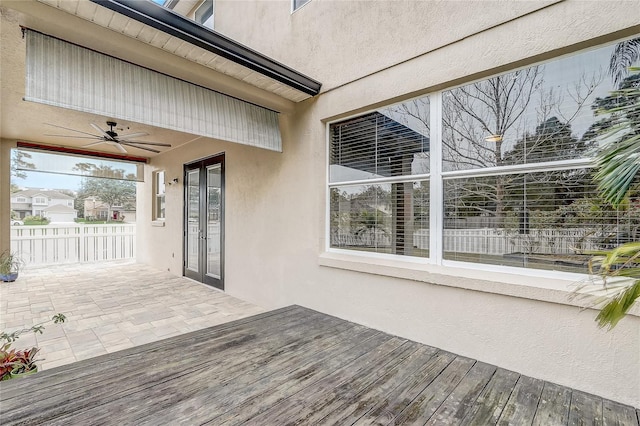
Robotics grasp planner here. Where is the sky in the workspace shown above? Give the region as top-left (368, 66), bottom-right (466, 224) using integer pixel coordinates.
top-left (12, 150), bottom-right (141, 192)
top-left (14, 171), bottom-right (83, 192)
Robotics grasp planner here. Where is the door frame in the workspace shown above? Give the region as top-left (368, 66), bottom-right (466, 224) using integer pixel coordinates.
top-left (183, 153), bottom-right (225, 290)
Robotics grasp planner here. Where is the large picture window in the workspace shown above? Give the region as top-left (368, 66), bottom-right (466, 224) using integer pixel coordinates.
top-left (328, 36), bottom-right (640, 275)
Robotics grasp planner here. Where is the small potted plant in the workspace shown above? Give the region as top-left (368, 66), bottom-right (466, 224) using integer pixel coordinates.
top-left (0, 251), bottom-right (25, 282)
top-left (1, 314), bottom-right (66, 380)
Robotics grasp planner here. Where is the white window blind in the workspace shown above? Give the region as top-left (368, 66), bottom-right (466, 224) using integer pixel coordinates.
top-left (25, 30), bottom-right (282, 152)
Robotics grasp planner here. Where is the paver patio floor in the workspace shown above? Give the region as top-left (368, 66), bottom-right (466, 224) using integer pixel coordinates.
top-left (0, 260), bottom-right (265, 371)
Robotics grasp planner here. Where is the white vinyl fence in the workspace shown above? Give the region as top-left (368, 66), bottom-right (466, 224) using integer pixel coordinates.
top-left (332, 227), bottom-right (603, 255)
top-left (423, 228), bottom-right (601, 255)
top-left (10, 224), bottom-right (136, 268)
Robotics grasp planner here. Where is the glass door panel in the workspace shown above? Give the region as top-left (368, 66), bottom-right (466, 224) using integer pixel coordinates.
top-left (206, 165), bottom-right (221, 279)
top-left (186, 169), bottom-right (200, 274)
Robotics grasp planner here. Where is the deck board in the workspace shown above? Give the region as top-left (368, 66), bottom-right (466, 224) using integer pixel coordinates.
top-left (532, 382), bottom-right (573, 425)
top-left (424, 361), bottom-right (497, 425)
top-left (460, 367), bottom-right (520, 425)
top-left (602, 399), bottom-right (640, 426)
top-left (389, 356), bottom-right (476, 424)
top-left (497, 375), bottom-right (545, 425)
top-left (569, 390), bottom-right (604, 425)
top-left (0, 305), bottom-right (637, 425)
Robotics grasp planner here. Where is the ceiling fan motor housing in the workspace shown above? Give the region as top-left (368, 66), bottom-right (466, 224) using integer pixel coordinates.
top-left (106, 121), bottom-right (118, 138)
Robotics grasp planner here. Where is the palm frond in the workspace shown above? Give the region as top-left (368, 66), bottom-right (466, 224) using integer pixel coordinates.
top-left (595, 280), bottom-right (640, 329)
top-left (609, 38), bottom-right (640, 85)
top-left (589, 242), bottom-right (640, 274)
top-left (578, 242), bottom-right (640, 329)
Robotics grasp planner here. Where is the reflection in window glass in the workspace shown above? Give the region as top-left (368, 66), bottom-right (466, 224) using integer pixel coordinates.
top-left (154, 171), bottom-right (166, 220)
top-left (440, 36), bottom-right (640, 273)
top-left (330, 181), bottom-right (429, 257)
top-left (293, 0), bottom-right (310, 11)
top-left (186, 170), bottom-right (199, 273)
top-left (195, 0), bottom-right (214, 28)
top-left (206, 165), bottom-right (221, 278)
top-left (442, 42), bottom-right (628, 172)
top-left (443, 170), bottom-right (638, 273)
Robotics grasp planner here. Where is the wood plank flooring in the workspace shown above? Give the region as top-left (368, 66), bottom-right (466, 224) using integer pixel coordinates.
top-left (1, 305), bottom-right (638, 425)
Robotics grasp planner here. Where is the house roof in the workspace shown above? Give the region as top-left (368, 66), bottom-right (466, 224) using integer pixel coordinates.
top-left (34, 0), bottom-right (321, 102)
top-left (12, 189), bottom-right (74, 199)
top-left (92, 0), bottom-right (321, 97)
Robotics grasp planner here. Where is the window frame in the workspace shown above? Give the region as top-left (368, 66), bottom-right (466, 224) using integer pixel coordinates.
top-left (325, 35), bottom-right (639, 281)
top-left (291, 0), bottom-right (311, 13)
top-left (194, 0), bottom-right (214, 29)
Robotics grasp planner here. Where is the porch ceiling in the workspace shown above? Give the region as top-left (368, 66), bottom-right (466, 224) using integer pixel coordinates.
top-left (0, 0), bottom-right (315, 159)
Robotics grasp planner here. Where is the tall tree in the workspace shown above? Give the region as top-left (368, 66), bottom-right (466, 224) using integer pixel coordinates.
top-left (503, 116), bottom-right (591, 165)
top-left (76, 165), bottom-right (136, 221)
top-left (10, 151), bottom-right (35, 180)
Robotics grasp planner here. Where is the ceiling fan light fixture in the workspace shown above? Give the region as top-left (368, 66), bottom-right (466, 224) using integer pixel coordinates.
top-left (484, 134), bottom-right (503, 143)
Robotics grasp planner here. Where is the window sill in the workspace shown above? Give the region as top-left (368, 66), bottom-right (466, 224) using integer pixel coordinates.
top-left (151, 220), bottom-right (165, 227)
top-left (318, 251), bottom-right (640, 317)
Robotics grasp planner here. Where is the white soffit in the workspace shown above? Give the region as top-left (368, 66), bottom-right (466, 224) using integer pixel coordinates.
top-left (25, 30), bottom-right (283, 152)
top-left (35, 0), bottom-right (311, 103)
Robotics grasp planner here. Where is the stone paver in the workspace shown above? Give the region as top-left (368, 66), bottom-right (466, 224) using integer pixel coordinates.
top-left (0, 260), bottom-right (265, 371)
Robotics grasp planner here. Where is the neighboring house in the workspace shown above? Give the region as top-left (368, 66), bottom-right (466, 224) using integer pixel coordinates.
top-left (1, 0), bottom-right (639, 408)
top-left (10, 189), bottom-right (76, 220)
top-left (83, 197), bottom-right (136, 222)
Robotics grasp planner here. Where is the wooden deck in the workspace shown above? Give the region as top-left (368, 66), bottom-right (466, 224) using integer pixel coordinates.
top-left (1, 305), bottom-right (638, 425)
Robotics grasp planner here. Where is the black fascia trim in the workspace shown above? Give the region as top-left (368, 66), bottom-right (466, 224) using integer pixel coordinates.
top-left (89, 0), bottom-right (321, 96)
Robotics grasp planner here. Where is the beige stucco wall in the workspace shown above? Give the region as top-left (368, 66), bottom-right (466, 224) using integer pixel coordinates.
top-left (141, 0), bottom-right (640, 407)
top-left (0, 139), bottom-right (18, 254)
top-left (213, 0), bottom-right (568, 92)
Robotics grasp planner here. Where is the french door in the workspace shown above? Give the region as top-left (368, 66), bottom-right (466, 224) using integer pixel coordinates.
top-left (184, 154), bottom-right (224, 289)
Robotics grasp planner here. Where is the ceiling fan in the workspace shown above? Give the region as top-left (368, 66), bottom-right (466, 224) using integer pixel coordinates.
top-left (44, 121), bottom-right (171, 154)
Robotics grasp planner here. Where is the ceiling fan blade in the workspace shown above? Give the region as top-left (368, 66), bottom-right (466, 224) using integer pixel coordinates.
top-left (107, 141), bottom-right (128, 153)
top-left (119, 141), bottom-right (161, 153)
top-left (90, 123), bottom-right (110, 138)
top-left (45, 134), bottom-right (101, 140)
top-left (121, 132), bottom-right (149, 139)
top-left (82, 141), bottom-right (107, 147)
top-left (44, 123), bottom-right (101, 138)
top-left (119, 140), bottom-right (172, 147)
